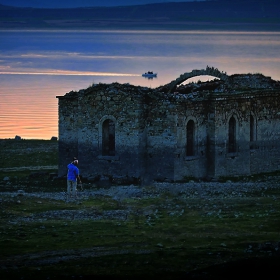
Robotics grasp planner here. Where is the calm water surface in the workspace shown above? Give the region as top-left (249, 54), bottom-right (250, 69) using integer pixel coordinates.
top-left (1, 30), bottom-right (280, 139)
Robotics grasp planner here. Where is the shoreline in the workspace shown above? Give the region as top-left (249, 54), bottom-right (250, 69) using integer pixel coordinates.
top-left (1, 21), bottom-right (280, 32)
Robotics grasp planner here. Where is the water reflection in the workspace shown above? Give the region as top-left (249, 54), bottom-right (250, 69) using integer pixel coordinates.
top-left (1, 30), bottom-right (280, 139)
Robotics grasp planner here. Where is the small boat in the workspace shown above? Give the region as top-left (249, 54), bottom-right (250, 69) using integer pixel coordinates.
top-left (142, 71), bottom-right (157, 78)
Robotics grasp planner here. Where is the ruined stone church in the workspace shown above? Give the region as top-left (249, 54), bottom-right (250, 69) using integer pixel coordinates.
top-left (57, 67), bottom-right (280, 183)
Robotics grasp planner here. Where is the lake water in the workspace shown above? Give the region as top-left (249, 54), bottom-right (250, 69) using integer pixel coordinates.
top-left (1, 29), bottom-right (280, 139)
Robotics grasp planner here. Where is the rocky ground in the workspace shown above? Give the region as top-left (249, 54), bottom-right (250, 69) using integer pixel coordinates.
top-left (1, 140), bottom-right (280, 278)
top-left (1, 175), bottom-right (280, 279)
top-left (2, 178), bottom-right (280, 222)
top-left (1, 178), bottom-right (280, 255)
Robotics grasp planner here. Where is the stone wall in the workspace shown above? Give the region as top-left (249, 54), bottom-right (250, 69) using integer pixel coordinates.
top-left (249, 92), bottom-right (280, 174)
top-left (57, 70), bottom-right (280, 182)
top-left (57, 92), bottom-right (79, 176)
top-left (85, 84), bottom-right (141, 180)
top-left (208, 91), bottom-right (280, 177)
top-left (208, 93), bottom-right (252, 177)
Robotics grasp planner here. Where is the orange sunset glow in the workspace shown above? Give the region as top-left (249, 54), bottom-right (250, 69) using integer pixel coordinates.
top-left (1, 30), bottom-right (280, 140)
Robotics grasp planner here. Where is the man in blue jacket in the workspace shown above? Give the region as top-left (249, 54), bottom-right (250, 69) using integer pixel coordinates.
top-left (67, 157), bottom-right (81, 197)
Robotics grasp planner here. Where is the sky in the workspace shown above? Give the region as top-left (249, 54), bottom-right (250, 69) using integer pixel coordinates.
top-left (0, 0), bottom-right (205, 8)
top-left (2, 29), bottom-right (280, 140)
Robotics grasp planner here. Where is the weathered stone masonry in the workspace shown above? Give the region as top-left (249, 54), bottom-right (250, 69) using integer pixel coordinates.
top-left (57, 67), bottom-right (280, 183)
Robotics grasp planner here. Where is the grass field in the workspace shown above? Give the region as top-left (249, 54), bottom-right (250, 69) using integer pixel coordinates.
top-left (1, 139), bottom-right (280, 279)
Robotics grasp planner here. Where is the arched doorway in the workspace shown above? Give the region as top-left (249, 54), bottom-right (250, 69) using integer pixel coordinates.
top-left (186, 120), bottom-right (195, 156)
top-left (102, 119), bottom-right (115, 156)
top-left (228, 116), bottom-right (236, 153)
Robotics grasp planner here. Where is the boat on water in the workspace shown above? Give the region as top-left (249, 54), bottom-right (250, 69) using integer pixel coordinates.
top-left (142, 71), bottom-right (157, 78)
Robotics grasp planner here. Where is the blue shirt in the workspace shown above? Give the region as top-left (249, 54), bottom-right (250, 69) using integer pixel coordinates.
top-left (67, 163), bottom-right (79, 181)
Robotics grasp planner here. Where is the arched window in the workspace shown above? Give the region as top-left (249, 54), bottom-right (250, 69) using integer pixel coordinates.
top-left (228, 116), bottom-right (236, 153)
top-left (250, 114), bottom-right (258, 149)
top-left (102, 119), bottom-right (115, 156)
top-left (250, 115), bottom-right (255, 142)
top-left (250, 114), bottom-right (256, 150)
top-left (186, 120), bottom-right (195, 156)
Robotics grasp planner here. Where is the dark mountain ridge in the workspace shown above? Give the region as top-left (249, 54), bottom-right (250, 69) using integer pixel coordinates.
top-left (0, 0), bottom-right (201, 8)
top-left (0, 0), bottom-right (279, 30)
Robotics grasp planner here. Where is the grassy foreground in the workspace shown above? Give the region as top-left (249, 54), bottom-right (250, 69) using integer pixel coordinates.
top-left (1, 139), bottom-right (280, 279)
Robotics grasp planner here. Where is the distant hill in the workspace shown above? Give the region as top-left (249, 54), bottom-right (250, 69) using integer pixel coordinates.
top-left (0, 0), bottom-right (279, 31)
top-left (0, 0), bottom-right (203, 8)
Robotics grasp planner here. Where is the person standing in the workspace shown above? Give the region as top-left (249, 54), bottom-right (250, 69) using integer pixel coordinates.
top-left (67, 157), bottom-right (81, 197)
